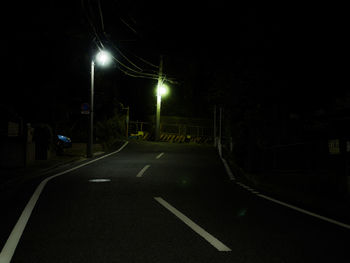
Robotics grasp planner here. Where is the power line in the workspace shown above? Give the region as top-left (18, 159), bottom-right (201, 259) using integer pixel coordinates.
top-left (81, 0), bottom-right (177, 83)
top-left (97, 0), bottom-right (105, 32)
top-left (81, 0), bottom-right (104, 48)
top-left (104, 35), bottom-right (144, 72)
top-left (119, 17), bottom-right (137, 34)
top-left (84, 0), bottom-right (155, 74)
top-left (131, 53), bottom-right (159, 69)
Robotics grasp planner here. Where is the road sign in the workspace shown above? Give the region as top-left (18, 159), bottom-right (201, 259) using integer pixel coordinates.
top-left (81, 103), bottom-right (90, 114)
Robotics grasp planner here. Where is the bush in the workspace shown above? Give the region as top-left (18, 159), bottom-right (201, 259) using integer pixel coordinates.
top-left (95, 111), bottom-right (125, 150)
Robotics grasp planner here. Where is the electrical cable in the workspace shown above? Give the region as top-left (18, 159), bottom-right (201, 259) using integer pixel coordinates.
top-left (81, 0), bottom-right (177, 83)
top-left (97, 0), bottom-right (105, 32)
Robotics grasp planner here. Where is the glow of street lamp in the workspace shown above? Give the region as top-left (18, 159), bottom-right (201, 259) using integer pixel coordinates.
top-left (95, 50), bottom-right (112, 66)
top-left (158, 84), bottom-right (169, 97)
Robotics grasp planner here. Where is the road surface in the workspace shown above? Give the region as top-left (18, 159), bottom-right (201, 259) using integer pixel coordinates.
top-left (1, 141), bottom-right (349, 262)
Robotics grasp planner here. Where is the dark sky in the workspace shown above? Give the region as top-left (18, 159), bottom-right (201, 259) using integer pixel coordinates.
top-left (0, 1), bottom-right (345, 124)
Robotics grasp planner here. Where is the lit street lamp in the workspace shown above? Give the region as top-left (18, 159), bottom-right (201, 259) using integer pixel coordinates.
top-left (155, 82), bottom-right (169, 141)
top-left (87, 50), bottom-right (112, 158)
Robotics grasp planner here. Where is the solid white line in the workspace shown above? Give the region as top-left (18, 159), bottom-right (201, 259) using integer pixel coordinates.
top-left (221, 158), bottom-right (235, 180)
top-left (241, 185), bottom-right (253, 190)
top-left (257, 194), bottom-right (350, 230)
top-left (0, 141), bottom-right (129, 263)
top-left (136, 164), bottom-right (151, 177)
top-left (218, 150), bottom-right (350, 230)
top-left (156, 152), bottom-right (164, 159)
top-left (154, 197), bottom-right (231, 252)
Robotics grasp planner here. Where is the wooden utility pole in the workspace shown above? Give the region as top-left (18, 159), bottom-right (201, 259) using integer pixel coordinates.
top-left (214, 105), bottom-right (217, 147)
top-left (155, 55), bottom-right (163, 141)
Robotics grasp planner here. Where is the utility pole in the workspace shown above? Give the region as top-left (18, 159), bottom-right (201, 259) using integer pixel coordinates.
top-left (121, 106), bottom-right (130, 138)
top-left (219, 107), bottom-right (222, 144)
top-left (155, 55), bottom-right (163, 141)
top-left (87, 61), bottom-right (94, 158)
top-left (213, 105), bottom-right (217, 147)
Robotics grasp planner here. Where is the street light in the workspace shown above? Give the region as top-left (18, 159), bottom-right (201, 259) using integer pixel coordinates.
top-left (155, 82), bottom-right (169, 141)
top-left (87, 50), bottom-right (112, 158)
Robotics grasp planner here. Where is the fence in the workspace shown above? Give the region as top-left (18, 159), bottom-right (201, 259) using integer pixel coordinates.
top-left (128, 121), bottom-right (213, 143)
top-left (220, 138), bottom-right (348, 174)
top-left (161, 124), bottom-right (213, 137)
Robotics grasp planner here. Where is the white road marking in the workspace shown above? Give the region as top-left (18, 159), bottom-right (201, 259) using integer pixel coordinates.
top-left (156, 152), bottom-right (164, 159)
top-left (89, 179), bottom-right (111, 182)
top-left (154, 197), bottom-right (232, 252)
top-left (234, 179), bottom-right (350, 229)
top-left (218, 149), bottom-right (350, 230)
top-left (257, 194), bottom-right (350, 230)
top-left (241, 185), bottom-right (253, 190)
top-left (0, 141), bottom-right (129, 263)
top-left (136, 164), bottom-right (151, 177)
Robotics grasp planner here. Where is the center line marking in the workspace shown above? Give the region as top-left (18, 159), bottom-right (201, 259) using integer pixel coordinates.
top-left (156, 152), bottom-right (164, 159)
top-left (136, 164), bottom-right (151, 177)
top-left (154, 197), bottom-right (231, 252)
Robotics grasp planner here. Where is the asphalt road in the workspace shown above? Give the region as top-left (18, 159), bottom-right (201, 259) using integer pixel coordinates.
top-left (1, 141), bottom-right (349, 262)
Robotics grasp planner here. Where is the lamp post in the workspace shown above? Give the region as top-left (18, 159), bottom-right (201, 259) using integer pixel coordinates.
top-left (87, 50), bottom-right (112, 158)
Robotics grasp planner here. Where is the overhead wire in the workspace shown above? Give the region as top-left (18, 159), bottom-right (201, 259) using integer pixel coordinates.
top-left (131, 53), bottom-right (159, 69)
top-left (81, 0), bottom-right (104, 49)
top-left (97, 0), bottom-right (105, 32)
top-left (119, 17), bottom-right (138, 34)
top-left (90, 0), bottom-right (157, 76)
top-left (105, 37), bottom-right (144, 72)
top-left (97, 0), bottom-right (150, 75)
top-left (82, 0), bottom-right (176, 83)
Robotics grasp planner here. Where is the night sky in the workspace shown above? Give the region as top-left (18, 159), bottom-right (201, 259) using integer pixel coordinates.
top-left (0, 1), bottom-right (346, 133)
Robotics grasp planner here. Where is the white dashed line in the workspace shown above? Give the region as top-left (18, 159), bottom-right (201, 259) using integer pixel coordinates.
top-left (156, 152), bottom-right (164, 159)
top-left (136, 164), bottom-right (151, 177)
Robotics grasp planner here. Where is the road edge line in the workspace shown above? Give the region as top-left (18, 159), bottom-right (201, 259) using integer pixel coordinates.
top-left (0, 141), bottom-right (129, 263)
top-left (219, 153), bottom-right (350, 231)
top-left (154, 197), bottom-right (231, 252)
top-left (257, 194), bottom-right (350, 230)
top-left (220, 157), bottom-right (235, 181)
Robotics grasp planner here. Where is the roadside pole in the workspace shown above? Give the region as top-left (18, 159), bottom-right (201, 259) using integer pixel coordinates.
top-left (87, 60), bottom-right (94, 158)
top-left (155, 55), bottom-right (163, 141)
top-left (219, 107), bottom-right (222, 144)
top-left (214, 105), bottom-right (217, 147)
top-left (218, 107), bottom-right (223, 157)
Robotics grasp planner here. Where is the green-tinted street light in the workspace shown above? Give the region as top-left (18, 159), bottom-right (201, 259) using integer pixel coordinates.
top-left (155, 82), bottom-right (170, 141)
top-left (158, 84), bottom-right (169, 96)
